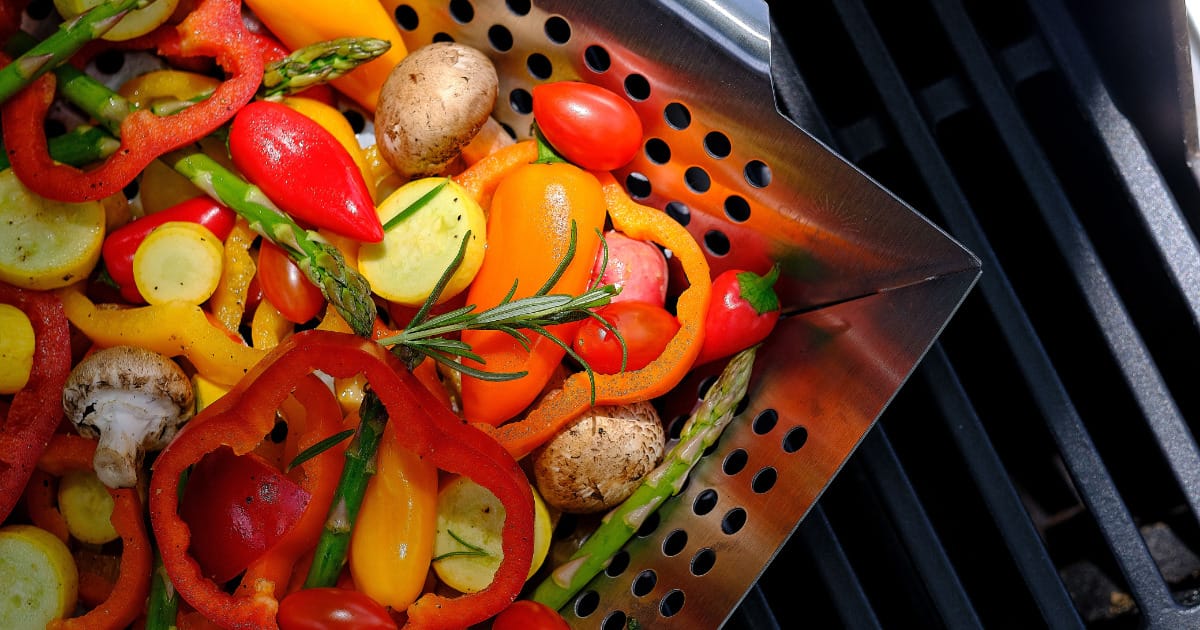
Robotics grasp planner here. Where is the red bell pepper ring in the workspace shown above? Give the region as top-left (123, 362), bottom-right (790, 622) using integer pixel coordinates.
top-left (228, 100), bottom-right (384, 243)
top-left (0, 282), bottom-right (71, 522)
top-left (149, 329), bottom-right (534, 630)
top-left (694, 264), bottom-right (782, 366)
top-left (1, 0), bottom-right (263, 203)
top-left (102, 196), bottom-right (237, 303)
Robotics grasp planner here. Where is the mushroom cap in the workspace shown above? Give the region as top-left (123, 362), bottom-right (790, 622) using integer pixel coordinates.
top-left (62, 345), bottom-right (194, 487)
top-left (531, 400), bottom-right (666, 514)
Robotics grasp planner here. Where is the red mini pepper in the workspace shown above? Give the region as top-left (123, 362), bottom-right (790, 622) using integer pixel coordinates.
top-left (0, 282), bottom-right (72, 522)
top-left (102, 197), bottom-right (237, 304)
top-left (694, 264), bottom-right (782, 366)
top-left (149, 330), bottom-right (534, 630)
top-left (1, 0), bottom-right (263, 203)
top-left (228, 100), bottom-right (383, 243)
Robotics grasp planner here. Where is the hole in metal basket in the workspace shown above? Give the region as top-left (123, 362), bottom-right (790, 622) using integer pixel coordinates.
top-left (526, 52), bottom-right (552, 79)
top-left (94, 49), bottom-right (124, 75)
top-left (601, 611), bottom-right (628, 630)
top-left (721, 507), bottom-right (747, 534)
top-left (27, 0), bottom-right (52, 20)
top-left (691, 548), bottom-right (716, 576)
top-left (662, 529), bottom-right (688, 556)
top-left (725, 194), bottom-right (751, 222)
top-left (684, 166), bottom-right (711, 193)
top-left (448, 0), bottom-right (474, 23)
top-left (342, 109), bottom-right (367, 134)
top-left (744, 159), bottom-right (772, 188)
top-left (631, 569), bottom-right (657, 596)
top-left (660, 589), bottom-right (685, 617)
top-left (704, 229), bottom-right (730, 256)
top-left (487, 24), bottom-right (514, 51)
top-left (666, 414), bottom-right (687, 440)
top-left (635, 510), bottom-right (661, 537)
top-left (644, 138), bottom-right (670, 164)
top-left (122, 179), bottom-right (138, 201)
top-left (664, 102), bottom-right (691, 130)
top-left (753, 408), bottom-right (778, 435)
top-left (723, 448), bottom-right (748, 475)
top-left (783, 425), bottom-right (809, 452)
top-left (624, 172), bottom-right (651, 199)
top-left (624, 73), bottom-right (651, 101)
top-left (393, 5), bottom-right (419, 30)
top-left (665, 201), bottom-right (691, 226)
top-left (704, 130), bottom-right (732, 158)
top-left (605, 549), bottom-right (630, 577)
top-left (508, 87), bottom-right (532, 115)
top-left (544, 15), bottom-right (571, 43)
top-left (574, 590), bottom-right (600, 617)
top-left (693, 489), bottom-right (718, 515)
top-left (696, 374), bottom-right (717, 399)
top-left (432, 31), bottom-right (454, 43)
top-left (752, 467), bottom-right (778, 493)
top-left (505, 0), bottom-right (531, 16)
top-left (584, 45), bottom-right (611, 72)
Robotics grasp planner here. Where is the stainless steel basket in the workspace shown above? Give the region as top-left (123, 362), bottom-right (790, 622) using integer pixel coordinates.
top-left (384, 0), bottom-right (981, 626)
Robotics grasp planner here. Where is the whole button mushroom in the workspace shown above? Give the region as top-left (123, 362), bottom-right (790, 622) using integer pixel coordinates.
top-left (531, 400), bottom-right (666, 514)
top-left (62, 346), bottom-right (195, 489)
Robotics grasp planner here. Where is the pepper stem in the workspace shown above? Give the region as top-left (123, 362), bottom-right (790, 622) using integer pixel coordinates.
top-left (736, 264), bottom-right (781, 315)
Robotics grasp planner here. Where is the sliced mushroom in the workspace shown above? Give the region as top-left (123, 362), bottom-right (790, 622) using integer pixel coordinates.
top-left (62, 345), bottom-right (194, 488)
top-left (531, 400), bottom-right (666, 514)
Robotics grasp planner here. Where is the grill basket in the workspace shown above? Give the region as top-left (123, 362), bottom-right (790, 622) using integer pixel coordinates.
top-left (383, 0), bottom-right (980, 626)
top-left (34, 0), bottom-right (982, 626)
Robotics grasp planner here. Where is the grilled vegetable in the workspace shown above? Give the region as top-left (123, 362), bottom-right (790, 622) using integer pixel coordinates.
top-left (53, 0), bottom-right (180, 41)
top-left (57, 469), bottom-right (118, 544)
top-left (132, 221), bottom-right (225, 306)
top-left (0, 168), bottom-right (105, 291)
top-left (694, 265), bottom-right (781, 366)
top-left (572, 301), bottom-right (680, 374)
top-left (532, 81), bottom-right (643, 171)
top-left (375, 42), bottom-right (499, 179)
top-left (590, 229), bottom-right (669, 307)
top-left (0, 524), bottom-right (78, 628)
top-left (0, 303), bottom-right (34, 394)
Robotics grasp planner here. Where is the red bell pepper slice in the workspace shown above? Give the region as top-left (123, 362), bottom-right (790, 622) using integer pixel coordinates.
top-left (1, 0), bottom-right (262, 203)
top-left (228, 100), bottom-right (383, 243)
top-left (149, 330), bottom-right (534, 629)
top-left (0, 282), bottom-right (72, 522)
top-left (102, 196), bottom-right (237, 304)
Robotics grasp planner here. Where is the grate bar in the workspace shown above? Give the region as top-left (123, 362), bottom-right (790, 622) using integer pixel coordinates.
top-left (857, 426), bottom-right (984, 628)
top-left (922, 344), bottom-right (1084, 627)
top-left (796, 505), bottom-right (885, 630)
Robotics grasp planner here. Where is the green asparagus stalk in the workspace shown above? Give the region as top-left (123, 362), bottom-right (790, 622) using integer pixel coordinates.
top-left (303, 388), bottom-right (388, 588)
top-left (0, 125), bottom-right (118, 169)
top-left (145, 550), bottom-right (179, 630)
top-left (261, 36), bottom-right (391, 99)
top-left (530, 345), bottom-right (759, 610)
top-left (0, 0), bottom-right (144, 104)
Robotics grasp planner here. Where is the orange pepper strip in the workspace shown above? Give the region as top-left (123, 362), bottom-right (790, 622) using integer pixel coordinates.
top-left (452, 140), bottom-right (538, 211)
top-left (238, 374), bottom-right (346, 602)
top-left (38, 434), bottom-right (152, 630)
top-left (210, 219), bottom-right (258, 334)
top-left (482, 173), bottom-right (712, 458)
top-left (56, 284), bottom-right (265, 387)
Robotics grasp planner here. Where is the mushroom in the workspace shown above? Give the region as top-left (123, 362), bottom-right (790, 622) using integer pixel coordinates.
top-left (374, 41), bottom-right (499, 179)
top-left (62, 345), bottom-right (194, 489)
top-left (531, 400), bottom-right (666, 514)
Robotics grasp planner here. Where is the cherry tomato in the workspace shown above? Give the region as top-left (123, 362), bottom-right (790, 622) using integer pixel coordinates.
top-left (532, 81), bottom-right (643, 171)
top-left (277, 588), bottom-right (398, 630)
top-left (257, 240), bottom-right (326, 324)
top-left (178, 447), bottom-right (310, 583)
top-left (573, 301), bottom-right (680, 374)
top-left (492, 600), bottom-right (570, 630)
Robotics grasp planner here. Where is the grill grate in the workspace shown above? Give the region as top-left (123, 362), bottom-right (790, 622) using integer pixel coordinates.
top-left (748, 0), bottom-right (1200, 628)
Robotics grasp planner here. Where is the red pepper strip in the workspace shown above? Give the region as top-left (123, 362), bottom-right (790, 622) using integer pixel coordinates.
top-left (23, 469), bottom-right (70, 543)
top-left (102, 196), bottom-right (237, 304)
top-left (1, 0), bottom-right (262, 203)
top-left (237, 374), bottom-right (347, 602)
top-left (149, 330), bottom-right (534, 630)
top-left (37, 433), bottom-right (152, 630)
top-left (0, 282), bottom-right (71, 521)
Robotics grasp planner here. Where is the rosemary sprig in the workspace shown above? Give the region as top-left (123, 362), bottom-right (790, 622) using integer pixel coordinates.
top-left (375, 221), bottom-right (622, 403)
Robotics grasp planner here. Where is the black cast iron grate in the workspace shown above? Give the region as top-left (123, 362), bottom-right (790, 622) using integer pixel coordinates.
top-left (736, 0), bottom-right (1200, 628)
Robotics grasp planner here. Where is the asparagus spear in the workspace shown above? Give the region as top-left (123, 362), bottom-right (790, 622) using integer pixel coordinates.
top-left (0, 125), bottom-right (117, 169)
top-left (530, 345), bottom-right (759, 610)
top-left (0, 0), bottom-right (144, 104)
top-left (261, 36), bottom-right (391, 99)
top-left (303, 388), bottom-right (387, 588)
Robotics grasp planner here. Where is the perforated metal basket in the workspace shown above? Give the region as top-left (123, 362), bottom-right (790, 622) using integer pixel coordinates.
top-left (376, 0), bottom-right (981, 627)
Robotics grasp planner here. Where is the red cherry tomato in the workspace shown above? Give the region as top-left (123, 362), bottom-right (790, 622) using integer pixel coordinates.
top-left (491, 600), bottom-right (570, 630)
top-left (277, 588), bottom-right (398, 630)
top-left (573, 301), bottom-right (680, 374)
top-left (257, 240), bottom-right (326, 324)
top-left (532, 81), bottom-right (643, 171)
top-left (178, 447), bottom-right (311, 583)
